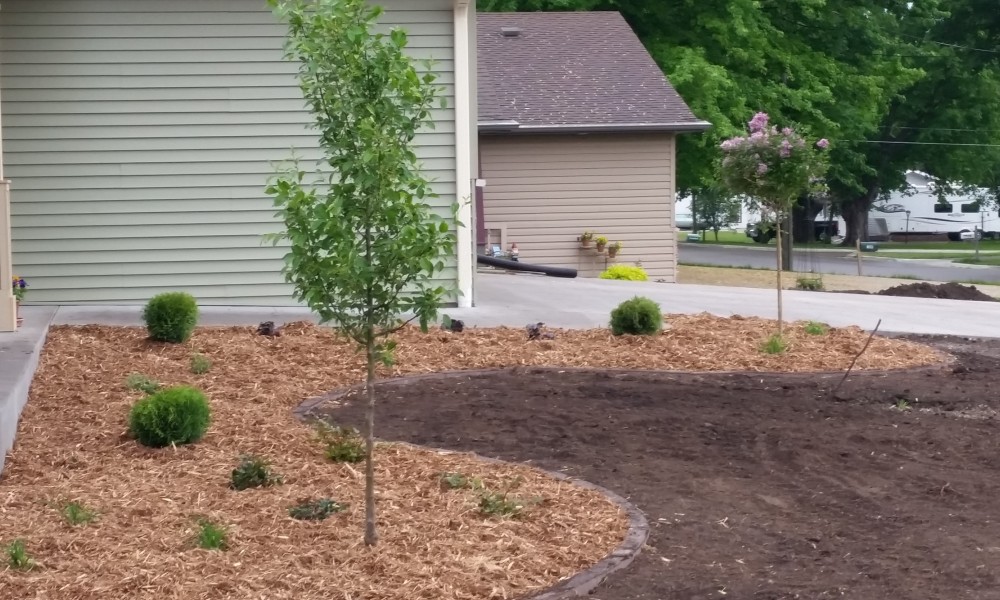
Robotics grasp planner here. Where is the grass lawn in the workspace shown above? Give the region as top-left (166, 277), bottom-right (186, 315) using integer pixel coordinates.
top-left (955, 255), bottom-right (1000, 266)
top-left (876, 251), bottom-right (1000, 260)
top-left (678, 264), bottom-right (1000, 297)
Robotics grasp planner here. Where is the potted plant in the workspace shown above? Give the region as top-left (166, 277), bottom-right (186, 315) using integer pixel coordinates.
top-left (595, 236), bottom-right (608, 252)
top-left (608, 241), bottom-right (622, 258)
top-left (12, 275), bottom-right (27, 327)
top-left (580, 231), bottom-right (595, 248)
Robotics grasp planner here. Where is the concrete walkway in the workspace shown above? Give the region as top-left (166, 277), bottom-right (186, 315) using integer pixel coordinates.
top-left (0, 306), bottom-right (56, 473)
top-left (33, 273), bottom-right (1000, 336)
top-left (449, 273), bottom-right (1000, 337)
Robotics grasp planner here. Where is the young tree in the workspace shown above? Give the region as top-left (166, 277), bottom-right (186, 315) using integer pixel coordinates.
top-left (691, 187), bottom-right (742, 241)
top-left (720, 113), bottom-right (828, 334)
top-left (266, 0), bottom-right (456, 546)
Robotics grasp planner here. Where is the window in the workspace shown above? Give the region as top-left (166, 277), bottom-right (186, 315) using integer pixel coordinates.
top-left (961, 201), bottom-right (981, 213)
top-left (934, 202), bottom-right (953, 213)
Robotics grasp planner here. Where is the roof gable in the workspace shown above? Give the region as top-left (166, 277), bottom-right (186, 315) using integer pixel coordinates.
top-left (477, 12), bottom-right (708, 133)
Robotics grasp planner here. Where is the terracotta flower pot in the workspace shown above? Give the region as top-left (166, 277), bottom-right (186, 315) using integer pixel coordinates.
top-left (580, 238), bottom-right (592, 248)
top-left (595, 242), bottom-right (607, 252)
top-left (608, 248), bottom-right (619, 258)
top-left (16, 300), bottom-right (23, 327)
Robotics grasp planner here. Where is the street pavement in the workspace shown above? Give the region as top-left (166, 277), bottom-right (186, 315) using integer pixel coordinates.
top-left (679, 242), bottom-right (1000, 283)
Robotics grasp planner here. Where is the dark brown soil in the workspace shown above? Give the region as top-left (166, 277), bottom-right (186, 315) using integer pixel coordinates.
top-left (843, 281), bottom-right (998, 302)
top-left (318, 337), bottom-right (1000, 600)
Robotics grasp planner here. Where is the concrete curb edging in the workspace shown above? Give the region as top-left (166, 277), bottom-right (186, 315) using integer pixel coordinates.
top-left (0, 306), bottom-right (58, 475)
top-left (295, 376), bottom-right (651, 599)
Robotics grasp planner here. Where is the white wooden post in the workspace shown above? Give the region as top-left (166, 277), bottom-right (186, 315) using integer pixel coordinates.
top-left (0, 180), bottom-right (16, 332)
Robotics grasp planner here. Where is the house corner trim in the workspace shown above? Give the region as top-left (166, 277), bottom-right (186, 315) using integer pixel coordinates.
top-left (453, 0), bottom-right (474, 307)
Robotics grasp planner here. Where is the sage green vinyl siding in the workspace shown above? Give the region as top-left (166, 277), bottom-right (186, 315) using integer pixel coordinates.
top-left (480, 134), bottom-right (677, 281)
top-left (1, 0), bottom-right (458, 305)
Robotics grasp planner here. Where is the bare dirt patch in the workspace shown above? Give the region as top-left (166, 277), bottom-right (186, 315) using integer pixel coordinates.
top-left (317, 336), bottom-right (1000, 599)
top-left (876, 281), bottom-right (998, 302)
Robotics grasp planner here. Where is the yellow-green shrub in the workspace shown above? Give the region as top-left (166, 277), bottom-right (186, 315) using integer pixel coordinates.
top-left (599, 265), bottom-right (649, 281)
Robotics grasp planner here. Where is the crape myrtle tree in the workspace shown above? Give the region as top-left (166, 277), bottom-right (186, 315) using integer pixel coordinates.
top-left (266, 0), bottom-right (457, 546)
top-left (720, 113), bottom-right (828, 334)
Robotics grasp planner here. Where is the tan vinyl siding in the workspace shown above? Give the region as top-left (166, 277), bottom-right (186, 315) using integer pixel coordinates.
top-left (1, 0), bottom-right (458, 304)
top-left (480, 134), bottom-right (677, 280)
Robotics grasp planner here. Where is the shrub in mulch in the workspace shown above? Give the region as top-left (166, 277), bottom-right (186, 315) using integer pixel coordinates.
top-left (143, 292), bottom-right (199, 343)
top-left (128, 386), bottom-right (211, 448)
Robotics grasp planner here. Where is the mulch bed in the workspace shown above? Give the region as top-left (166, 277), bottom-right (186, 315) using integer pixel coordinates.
top-left (843, 281), bottom-right (998, 302)
top-left (0, 315), bottom-right (943, 599)
top-left (0, 325), bottom-right (625, 600)
top-left (317, 336), bottom-right (1000, 600)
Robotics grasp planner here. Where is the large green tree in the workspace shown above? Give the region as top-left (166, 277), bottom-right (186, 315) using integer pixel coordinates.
top-left (479, 0), bottom-right (1000, 242)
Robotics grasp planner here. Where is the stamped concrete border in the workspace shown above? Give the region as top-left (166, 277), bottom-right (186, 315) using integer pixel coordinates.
top-left (296, 373), bottom-right (653, 599)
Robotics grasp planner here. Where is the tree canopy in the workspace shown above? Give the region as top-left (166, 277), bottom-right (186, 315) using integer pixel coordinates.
top-left (478, 0), bottom-right (1000, 241)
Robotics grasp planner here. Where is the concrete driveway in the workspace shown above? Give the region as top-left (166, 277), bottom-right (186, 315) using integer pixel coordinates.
top-left (30, 271), bottom-right (1000, 337)
top-left (448, 273), bottom-right (1000, 337)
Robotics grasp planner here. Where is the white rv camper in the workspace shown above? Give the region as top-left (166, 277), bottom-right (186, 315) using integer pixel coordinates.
top-left (870, 171), bottom-right (998, 240)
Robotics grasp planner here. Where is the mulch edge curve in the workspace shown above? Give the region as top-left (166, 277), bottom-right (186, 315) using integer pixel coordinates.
top-left (294, 377), bottom-right (651, 600)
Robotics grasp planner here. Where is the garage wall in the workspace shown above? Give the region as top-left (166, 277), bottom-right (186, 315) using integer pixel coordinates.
top-left (480, 133), bottom-right (677, 280)
top-left (1, 0), bottom-right (458, 305)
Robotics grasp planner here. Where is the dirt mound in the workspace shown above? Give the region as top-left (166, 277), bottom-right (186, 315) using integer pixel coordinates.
top-left (877, 281), bottom-right (998, 302)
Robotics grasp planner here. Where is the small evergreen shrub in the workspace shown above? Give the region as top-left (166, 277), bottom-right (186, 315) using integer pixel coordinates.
top-left (795, 276), bottom-right (824, 291)
top-left (61, 501), bottom-right (97, 526)
top-left (804, 321), bottom-right (829, 336)
top-left (5, 539), bottom-right (33, 570)
top-left (190, 354), bottom-right (212, 375)
top-left (195, 519), bottom-right (228, 550)
top-left (125, 373), bottom-right (161, 395)
top-left (761, 334), bottom-right (788, 354)
top-left (289, 498), bottom-right (346, 521)
top-left (230, 455), bottom-right (282, 491)
top-left (316, 424), bottom-right (365, 463)
top-left (599, 265), bottom-right (649, 281)
top-left (610, 296), bottom-right (663, 336)
top-left (128, 386), bottom-right (211, 448)
top-left (143, 292), bottom-right (199, 343)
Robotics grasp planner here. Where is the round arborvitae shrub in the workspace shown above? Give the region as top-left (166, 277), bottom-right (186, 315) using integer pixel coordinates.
top-left (599, 265), bottom-right (649, 281)
top-left (129, 386), bottom-right (211, 448)
top-left (610, 296), bottom-right (663, 336)
top-left (143, 292), bottom-right (199, 343)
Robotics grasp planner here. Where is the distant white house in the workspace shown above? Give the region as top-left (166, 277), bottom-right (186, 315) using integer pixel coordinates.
top-left (677, 170), bottom-right (996, 241)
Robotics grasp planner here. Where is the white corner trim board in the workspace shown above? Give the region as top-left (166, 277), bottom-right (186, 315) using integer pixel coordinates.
top-left (453, 0), bottom-right (474, 307)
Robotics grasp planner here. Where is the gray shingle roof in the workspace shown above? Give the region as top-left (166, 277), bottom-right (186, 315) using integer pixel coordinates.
top-left (477, 12), bottom-right (709, 133)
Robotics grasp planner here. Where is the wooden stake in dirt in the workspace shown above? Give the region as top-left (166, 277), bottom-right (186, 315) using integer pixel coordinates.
top-left (775, 219), bottom-right (785, 335)
top-left (831, 318), bottom-right (882, 397)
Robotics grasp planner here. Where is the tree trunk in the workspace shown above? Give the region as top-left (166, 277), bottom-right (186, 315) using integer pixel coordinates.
top-left (792, 196), bottom-right (824, 244)
top-left (840, 200), bottom-right (863, 246)
top-left (775, 220), bottom-right (784, 336)
top-left (781, 213), bottom-right (794, 272)
top-left (363, 341), bottom-right (378, 547)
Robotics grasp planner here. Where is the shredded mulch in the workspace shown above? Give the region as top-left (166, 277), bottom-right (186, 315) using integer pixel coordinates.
top-left (0, 315), bottom-right (941, 599)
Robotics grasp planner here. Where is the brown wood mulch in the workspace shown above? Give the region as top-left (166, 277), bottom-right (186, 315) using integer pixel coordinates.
top-left (0, 315), bottom-right (941, 599)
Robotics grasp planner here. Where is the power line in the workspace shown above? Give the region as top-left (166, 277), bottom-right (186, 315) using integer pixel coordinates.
top-left (878, 125), bottom-right (1000, 133)
top-left (768, 9), bottom-right (1000, 56)
top-left (847, 140), bottom-right (1000, 147)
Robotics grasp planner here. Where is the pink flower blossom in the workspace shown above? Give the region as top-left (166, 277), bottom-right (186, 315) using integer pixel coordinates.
top-left (816, 138), bottom-right (830, 149)
top-left (757, 163), bottom-right (769, 175)
top-left (779, 139), bottom-right (792, 158)
top-left (748, 112), bottom-right (769, 133)
top-left (781, 127), bottom-right (793, 136)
